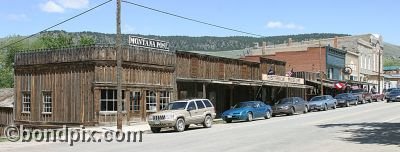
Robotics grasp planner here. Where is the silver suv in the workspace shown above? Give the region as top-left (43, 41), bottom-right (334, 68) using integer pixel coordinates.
top-left (148, 99), bottom-right (216, 133)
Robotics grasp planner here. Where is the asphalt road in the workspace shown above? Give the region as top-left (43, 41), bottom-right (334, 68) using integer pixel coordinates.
top-left (2, 101), bottom-right (400, 152)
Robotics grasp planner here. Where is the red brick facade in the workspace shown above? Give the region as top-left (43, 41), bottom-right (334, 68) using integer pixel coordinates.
top-left (266, 47), bottom-right (327, 73)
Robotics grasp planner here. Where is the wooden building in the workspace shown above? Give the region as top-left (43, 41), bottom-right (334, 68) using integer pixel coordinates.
top-left (0, 88), bottom-right (14, 136)
top-left (14, 44), bottom-right (311, 126)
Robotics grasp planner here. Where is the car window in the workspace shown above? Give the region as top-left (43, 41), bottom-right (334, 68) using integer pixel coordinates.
top-left (202, 100), bottom-right (213, 107)
top-left (187, 101), bottom-right (197, 110)
top-left (195, 100), bottom-right (205, 109)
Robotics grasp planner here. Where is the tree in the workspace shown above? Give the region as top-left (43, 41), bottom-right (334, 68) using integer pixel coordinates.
top-left (79, 35), bottom-right (95, 45)
top-left (40, 33), bottom-right (73, 48)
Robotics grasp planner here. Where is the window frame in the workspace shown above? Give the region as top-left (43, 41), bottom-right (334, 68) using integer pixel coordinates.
top-left (145, 90), bottom-right (157, 112)
top-left (100, 89), bottom-right (125, 112)
top-left (130, 91), bottom-right (141, 112)
top-left (42, 91), bottom-right (52, 114)
top-left (22, 92), bottom-right (31, 113)
top-left (159, 91), bottom-right (171, 110)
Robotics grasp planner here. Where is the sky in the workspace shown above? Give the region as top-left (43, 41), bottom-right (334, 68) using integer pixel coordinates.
top-left (0, 0), bottom-right (399, 45)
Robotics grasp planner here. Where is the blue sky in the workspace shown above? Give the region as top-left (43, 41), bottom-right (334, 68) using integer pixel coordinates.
top-left (1, 0), bottom-right (399, 44)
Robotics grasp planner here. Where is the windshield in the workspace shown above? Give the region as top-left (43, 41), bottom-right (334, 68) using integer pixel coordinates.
top-left (310, 96), bottom-right (324, 101)
top-left (233, 102), bottom-right (254, 108)
top-left (335, 94), bottom-right (347, 99)
top-left (276, 98), bottom-right (291, 104)
top-left (166, 102), bottom-right (188, 110)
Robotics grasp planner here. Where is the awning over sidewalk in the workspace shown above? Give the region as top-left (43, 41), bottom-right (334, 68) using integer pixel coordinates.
top-left (177, 77), bottom-right (313, 89)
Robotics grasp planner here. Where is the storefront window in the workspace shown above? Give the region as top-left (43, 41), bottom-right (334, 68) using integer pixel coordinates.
top-left (146, 91), bottom-right (157, 112)
top-left (160, 91), bottom-right (170, 110)
top-left (100, 90), bottom-right (125, 112)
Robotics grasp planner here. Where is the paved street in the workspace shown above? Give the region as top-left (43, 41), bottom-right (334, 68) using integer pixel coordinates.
top-left (2, 101), bottom-right (400, 152)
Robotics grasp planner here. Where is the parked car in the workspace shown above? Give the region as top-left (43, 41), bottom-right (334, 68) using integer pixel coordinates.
top-left (308, 95), bottom-right (337, 111)
top-left (221, 101), bottom-right (272, 123)
top-left (272, 97), bottom-right (308, 116)
top-left (350, 89), bottom-right (372, 104)
top-left (386, 90), bottom-right (400, 102)
top-left (148, 99), bottom-right (216, 133)
top-left (371, 92), bottom-right (385, 102)
top-left (334, 93), bottom-right (358, 107)
top-left (385, 88), bottom-right (400, 99)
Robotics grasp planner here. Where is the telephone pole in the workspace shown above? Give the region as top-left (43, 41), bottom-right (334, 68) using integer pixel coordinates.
top-left (116, 0), bottom-right (123, 130)
top-left (319, 41), bottom-right (324, 95)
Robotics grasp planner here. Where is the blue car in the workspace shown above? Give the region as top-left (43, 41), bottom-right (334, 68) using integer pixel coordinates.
top-left (221, 101), bottom-right (272, 123)
top-left (387, 90), bottom-right (400, 102)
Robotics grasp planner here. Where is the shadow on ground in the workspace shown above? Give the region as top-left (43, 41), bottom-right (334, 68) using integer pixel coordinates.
top-left (318, 122), bottom-right (400, 146)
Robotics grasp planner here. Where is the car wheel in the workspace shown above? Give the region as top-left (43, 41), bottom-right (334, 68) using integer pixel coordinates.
top-left (303, 106), bottom-right (308, 114)
top-left (387, 100), bottom-right (391, 103)
top-left (203, 115), bottom-right (213, 128)
top-left (225, 119), bottom-right (232, 123)
top-left (264, 110), bottom-right (272, 119)
top-left (355, 100), bottom-right (358, 105)
top-left (151, 127), bottom-right (161, 133)
top-left (323, 104), bottom-right (328, 111)
top-left (361, 99), bottom-right (365, 104)
top-left (246, 112), bottom-right (253, 121)
top-left (333, 104), bottom-right (337, 109)
top-left (288, 107), bottom-right (295, 115)
top-left (346, 101), bottom-right (350, 107)
top-left (174, 118), bottom-right (185, 132)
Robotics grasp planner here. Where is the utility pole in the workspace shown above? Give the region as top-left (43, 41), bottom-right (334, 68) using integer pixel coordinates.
top-left (319, 41), bottom-right (324, 95)
top-left (378, 49), bottom-right (381, 93)
top-left (116, 0), bottom-right (123, 130)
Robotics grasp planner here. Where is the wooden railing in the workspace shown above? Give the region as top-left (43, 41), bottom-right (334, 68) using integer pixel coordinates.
top-left (14, 44), bottom-right (176, 67)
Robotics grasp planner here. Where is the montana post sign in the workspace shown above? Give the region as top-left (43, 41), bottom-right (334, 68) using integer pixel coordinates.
top-left (128, 35), bottom-right (169, 51)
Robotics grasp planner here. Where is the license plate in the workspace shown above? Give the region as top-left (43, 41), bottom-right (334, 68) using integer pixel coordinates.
top-left (227, 115), bottom-right (232, 118)
top-left (154, 120), bottom-right (160, 124)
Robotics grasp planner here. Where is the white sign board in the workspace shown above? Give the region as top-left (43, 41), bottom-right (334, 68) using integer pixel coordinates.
top-left (262, 74), bottom-right (304, 84)
top-left (128, 35), bottom-right (169, 51)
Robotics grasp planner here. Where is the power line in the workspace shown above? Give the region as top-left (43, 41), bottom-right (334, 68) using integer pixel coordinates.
top-left (122, 0), bottom-right (264, 37)
top-left (0, 0), bottom-right (113, 50)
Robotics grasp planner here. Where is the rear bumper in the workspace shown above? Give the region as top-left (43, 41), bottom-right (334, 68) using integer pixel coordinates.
top-left (272, 109), bottom-right (292, 115)
top-left (309, 104), bottom-right (324, 110)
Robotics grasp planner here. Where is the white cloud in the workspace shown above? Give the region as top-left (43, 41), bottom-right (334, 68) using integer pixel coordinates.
top-left (39, 0), bottom-right (89, 13)
top-left (56, 0), bottom-right (89, 9)
top-left (5, 13), bottom-right (29, 21)
top-left (40, 1), bottom-right (65, 13)
top-left (266, 21), bottom-right (304, 30)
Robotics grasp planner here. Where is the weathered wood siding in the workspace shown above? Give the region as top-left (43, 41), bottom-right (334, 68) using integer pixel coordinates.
top-left (0, 107), bottom-right (13, 136)
top-left (259, 58), bottom-right (286, 76)
top-left (14, 45), bottom-right (176, 125)
top-left (176, 52), bottom-right (260, 80)
top-left (14, 45), bottom-right (175, 67)
top-left (14, 65), bottom-right (95, 125)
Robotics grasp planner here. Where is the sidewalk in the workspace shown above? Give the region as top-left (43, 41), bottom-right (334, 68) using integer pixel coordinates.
top-left (83, 118), bottom-right (224, 132)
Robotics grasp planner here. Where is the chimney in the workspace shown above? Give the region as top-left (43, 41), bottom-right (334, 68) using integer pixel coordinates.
top-left (262, 41), bottom-right (267, 55)
top-left (288, 38), bottom-right (292, 46)
top-left (334, 36), bottom-right (338, 48)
